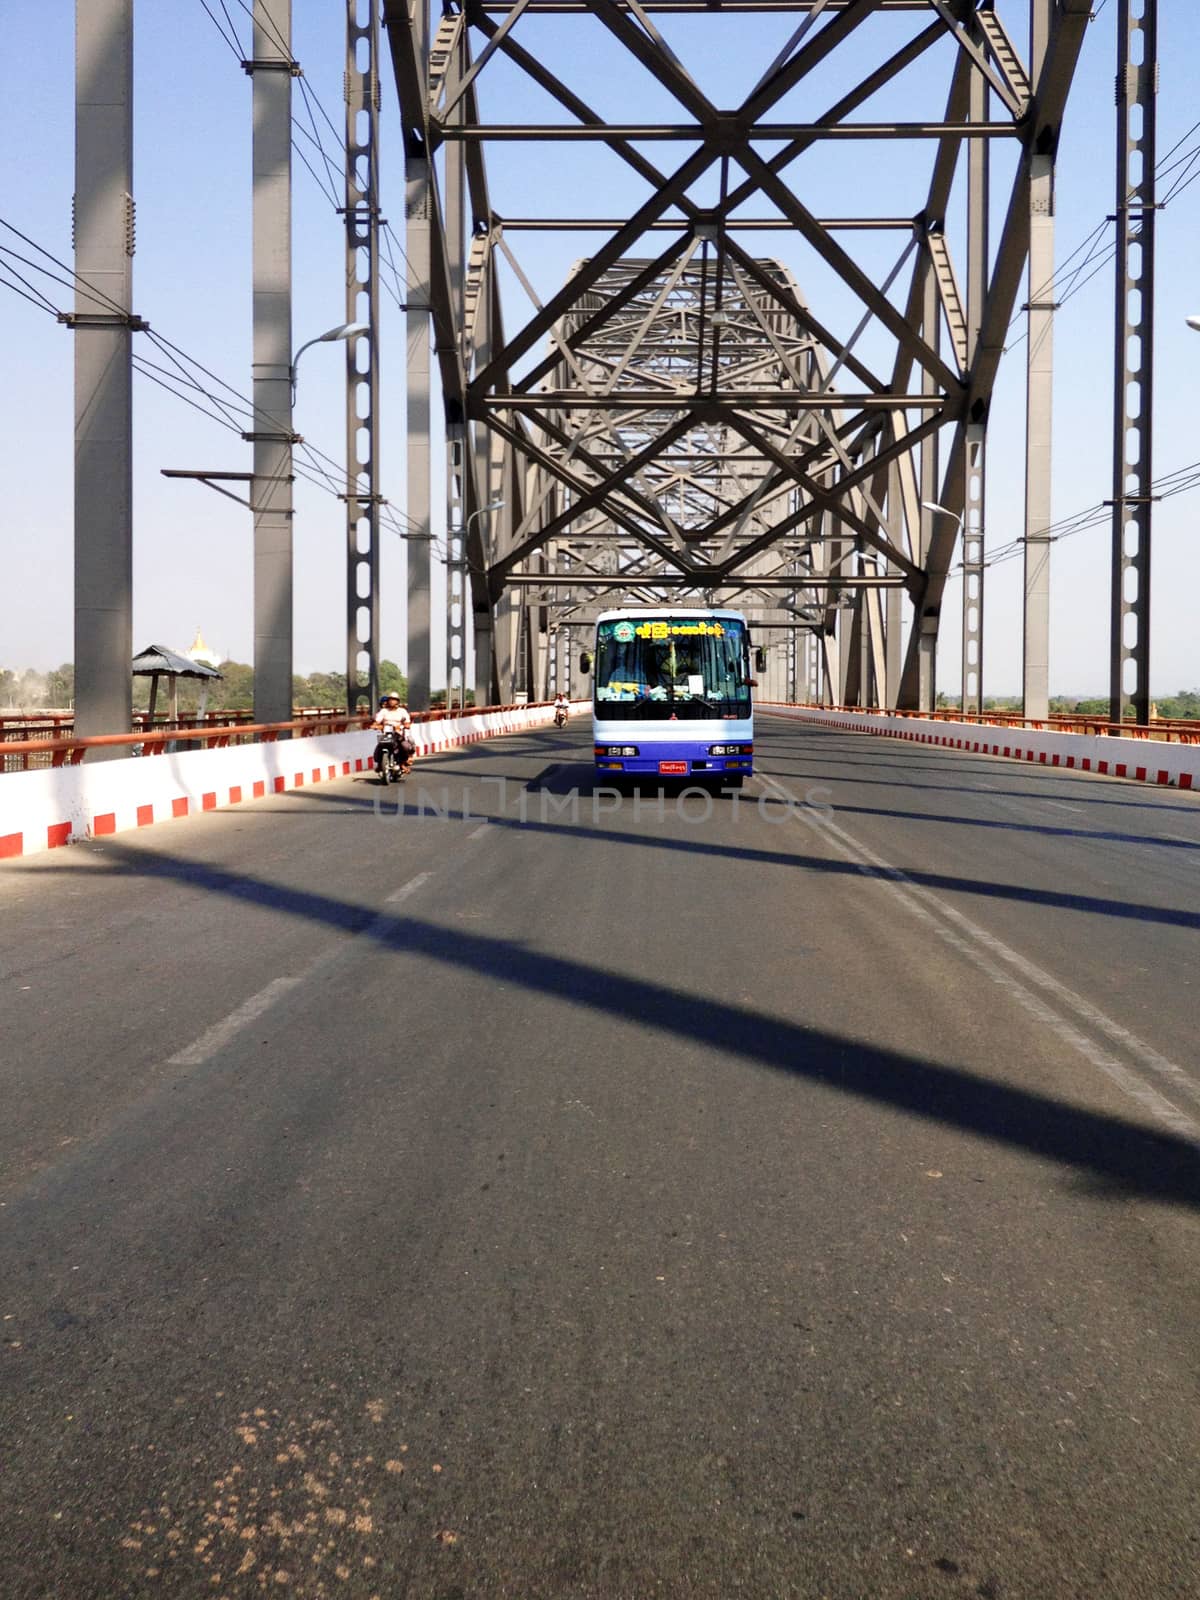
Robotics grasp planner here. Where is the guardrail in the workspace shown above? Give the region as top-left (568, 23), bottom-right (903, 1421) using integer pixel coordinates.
top-left (0, 699), bottom-right (568, 860)
top-left (760, 702), bottom-right (1200, 745)
top-left (1, 703), bottom-right (552, 773)
top-left (762, 702), bottom-right (1199, 792)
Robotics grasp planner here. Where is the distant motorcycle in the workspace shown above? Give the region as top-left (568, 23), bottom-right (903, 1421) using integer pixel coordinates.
top-left (374, 727), bottom-right (414, 784)
top-left (554, 705), bottom-right (568, 729)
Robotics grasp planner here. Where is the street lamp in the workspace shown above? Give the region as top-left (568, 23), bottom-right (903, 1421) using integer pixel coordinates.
top-left (1186, 315), bottom-right (1200, 332)
top-left (924, 500), bottom-right (990, 715)
top-left (290, 322), bottom-right (368, 399)
top-left (466, 497), bottom-right (506, 536)
top-left (446, 499), bottom-right (505, 712)
top-left (922, 499), bottom-right (962, 528)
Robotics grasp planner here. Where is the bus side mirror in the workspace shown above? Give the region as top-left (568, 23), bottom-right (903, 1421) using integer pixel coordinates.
top-left (754, 647), bottom-right (768, 673)
top-left (579, 651), bottom-right (593, 675)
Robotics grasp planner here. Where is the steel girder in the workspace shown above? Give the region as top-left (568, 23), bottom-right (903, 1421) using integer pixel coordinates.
top-left (383, 1), bottom-right (1089, 708)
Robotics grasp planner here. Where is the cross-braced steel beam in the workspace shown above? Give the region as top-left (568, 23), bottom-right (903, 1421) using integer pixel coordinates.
top-left (383, 2), bottom-right (1090, 709)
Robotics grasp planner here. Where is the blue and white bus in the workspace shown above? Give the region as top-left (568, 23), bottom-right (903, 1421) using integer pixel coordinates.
top-left (590, 607), bottom-right (754, 786)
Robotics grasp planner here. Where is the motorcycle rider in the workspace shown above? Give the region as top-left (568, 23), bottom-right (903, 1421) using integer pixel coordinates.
top-left (373, 692), bottom-right (415, 776)
top-left (553, 690), bottom-right (569, 728)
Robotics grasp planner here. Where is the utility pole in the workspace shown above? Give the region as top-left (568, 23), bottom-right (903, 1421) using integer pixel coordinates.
top-left (446, 430), bottom-right (466, 711)
top-left (912, 265), bottom-right (941, 712)
top-left (1022, 0), bottom-right (1058, 721)
top-left (247, 0), bottom-right (295, 726)
top-left (72, 0), bottom-right (138, 748)
top-left (1110, 0), bottom-right (1157, 726)
top-left (443, 19), bottom-right (467, 714)
top-left (344, 0), bottom-right (382, 713)
top-left (962, 18), bottom-right (990, 717)
top-left (404, 0), bottom-right (433, 710)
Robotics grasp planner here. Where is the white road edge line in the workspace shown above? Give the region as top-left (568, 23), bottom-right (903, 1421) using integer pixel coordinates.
top-left (758, 773), bottom-right (1200, 1142)
top-left (167, 977), bottom-right (303, 1067)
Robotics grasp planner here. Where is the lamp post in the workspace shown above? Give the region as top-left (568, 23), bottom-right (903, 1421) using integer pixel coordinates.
top-left (290, 322), bottom-right (368, 402)
top-left (249, 320), bottom-right (369, 726)
top-left (922, 500), bottom-right (984, 715)
top-left (446, 499), bottom-right (504, 712)
top-left (289, 322), bottom-right (369, 717)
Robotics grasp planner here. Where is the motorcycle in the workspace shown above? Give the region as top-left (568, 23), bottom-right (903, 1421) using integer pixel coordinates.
top-left (374, 727), bottom-right (414, 784)
top-left (554, 705), bottom-right (568, 729)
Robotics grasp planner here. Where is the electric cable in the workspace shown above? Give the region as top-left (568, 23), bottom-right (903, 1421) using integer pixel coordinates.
top-left (0, 219), bottom-right (431, 547)
top-left (198, 0), bottom-right (242, 60)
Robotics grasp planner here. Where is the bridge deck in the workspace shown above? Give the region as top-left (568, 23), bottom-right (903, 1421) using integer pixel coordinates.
top-left (1, 717), bottom-right (1198, 1598)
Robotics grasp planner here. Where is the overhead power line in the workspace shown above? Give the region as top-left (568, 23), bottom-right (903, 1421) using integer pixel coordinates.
top-left (0, 215), bottom-right (433, 552)
top-left (1005, 119), bottom-right (1200, 350)
top-left (198, 0), bottom-right (242, 60)
top-left (194, 2), bottom-right (413, 315)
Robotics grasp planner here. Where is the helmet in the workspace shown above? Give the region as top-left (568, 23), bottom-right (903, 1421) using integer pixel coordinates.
top-left (383, 693), bottom-right (400, 705)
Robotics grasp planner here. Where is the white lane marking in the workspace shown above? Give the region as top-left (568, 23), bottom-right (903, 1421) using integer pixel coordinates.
top-left (987, 793), bottom-right (1039, 816)
top-left (168, 873), bottom-right (437, 1067)
top-left (468, 823), bottom-right (491, 841)
top-left (167, 977), bottom-right (302, 1067)
top-left (386, 871), bottom-right (433, 905)
top-left (990, 792), bottom-right (1080, 821)
top-left (759, 773), bottom-right (1200, 1140)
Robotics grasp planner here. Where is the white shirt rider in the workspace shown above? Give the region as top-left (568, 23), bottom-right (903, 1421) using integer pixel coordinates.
top-left (374, 696), bottom-right (412, 733)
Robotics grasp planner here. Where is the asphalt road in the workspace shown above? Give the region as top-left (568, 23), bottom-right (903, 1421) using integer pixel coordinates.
top-left (1, 715), bottom-right (1198, 1599)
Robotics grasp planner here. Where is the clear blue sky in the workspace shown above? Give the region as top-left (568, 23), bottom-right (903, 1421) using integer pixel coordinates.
top-left (1, 2), bottom-right (1197, 695)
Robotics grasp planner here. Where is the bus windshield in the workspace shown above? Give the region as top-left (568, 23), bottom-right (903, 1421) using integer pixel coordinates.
top-left (594, 616), bottom-right (751, 721)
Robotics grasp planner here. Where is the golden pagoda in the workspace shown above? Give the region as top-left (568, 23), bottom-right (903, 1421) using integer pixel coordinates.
top-left (186, 627), bottom-right (219, 669)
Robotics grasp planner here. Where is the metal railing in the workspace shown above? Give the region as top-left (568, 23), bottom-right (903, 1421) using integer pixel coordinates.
top-left (1, 711), bottom-right (366, 773)
top-left (760, 702), bottom-right (1200, 746)
top-left (1, 701), bottom-right (554, 773)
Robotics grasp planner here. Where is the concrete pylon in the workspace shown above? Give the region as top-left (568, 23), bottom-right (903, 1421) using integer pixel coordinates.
top-left (73, 0), bottom-right (136, 748)
top-left (249, 0), bottom-right (295, 726)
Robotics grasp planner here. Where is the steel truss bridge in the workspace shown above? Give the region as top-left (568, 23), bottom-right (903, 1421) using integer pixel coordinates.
top-left (63, 0), bottom-right (1159, 734)
top-left (384, 0), bottom-right (1153, 719)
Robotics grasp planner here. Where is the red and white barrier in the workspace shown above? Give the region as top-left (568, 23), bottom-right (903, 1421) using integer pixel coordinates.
top-left (762, 705), bottom-right (1200, 793)
top-left (0, 701), bottom-right (585, 862)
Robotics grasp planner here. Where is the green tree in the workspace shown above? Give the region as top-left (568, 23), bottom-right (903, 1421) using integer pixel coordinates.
top-left (305, 671), bottom-right (348, 708)
top-left (214, 660), bottom-right (254, 711)
top-left (1158, 688), bottom-right (1200, 720)
top-left (45, 662), bottom-right (74, 707)
top-left (378, 660), bottom-right (407, 699)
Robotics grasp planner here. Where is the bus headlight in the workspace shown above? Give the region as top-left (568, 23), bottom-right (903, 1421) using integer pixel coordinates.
top-left (708, 743), bottom-right (752, 756)
top-left (597, 745), bottom-right (640, 757)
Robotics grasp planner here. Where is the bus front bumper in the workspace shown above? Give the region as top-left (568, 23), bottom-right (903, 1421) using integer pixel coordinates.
top-left (594, 741), bottom-right (753, 776)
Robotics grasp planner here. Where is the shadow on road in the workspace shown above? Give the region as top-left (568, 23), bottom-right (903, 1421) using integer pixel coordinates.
top-left (41, 836), bottom-right (1200, 1215)
top-left (287, 778), bottom-right (1200, 935)
top-left (755, 724), bottom-right (1200, 817)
